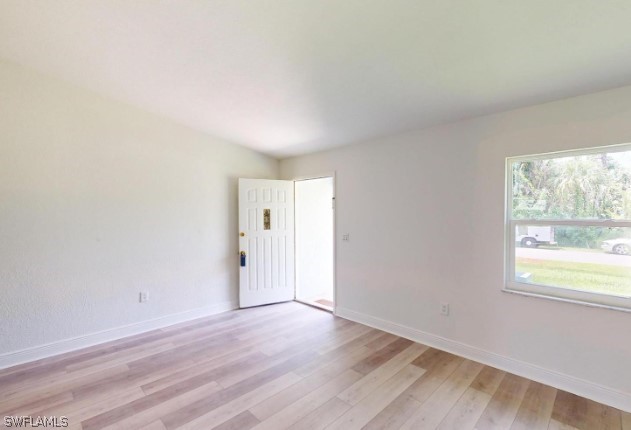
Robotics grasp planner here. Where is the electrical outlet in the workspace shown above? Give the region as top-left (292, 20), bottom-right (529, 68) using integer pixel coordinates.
top-left (440, 303), bottom-right (449, 316)
top-left (342, 233), bottom-right (350, 241)
top-left (139, 292), bottom-right (149, 303)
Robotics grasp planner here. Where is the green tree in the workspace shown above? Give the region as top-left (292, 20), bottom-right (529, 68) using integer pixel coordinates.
top-left (512, 152), bottom-right (631, 248)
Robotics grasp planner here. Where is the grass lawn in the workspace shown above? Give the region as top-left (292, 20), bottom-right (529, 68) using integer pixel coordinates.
top-left (515, 258), bottom-right (631, 297)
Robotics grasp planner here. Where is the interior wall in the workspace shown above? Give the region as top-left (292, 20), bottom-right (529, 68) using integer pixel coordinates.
top-left (0, 60), bottom-right (279, 356)
top-left (295, 177), bottom-right (334, 302)
top-left (280, 84), bottom-right (631, 397)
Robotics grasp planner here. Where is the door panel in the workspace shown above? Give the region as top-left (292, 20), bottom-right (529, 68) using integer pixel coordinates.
top-left (239, 178), bottom-right (294, 307)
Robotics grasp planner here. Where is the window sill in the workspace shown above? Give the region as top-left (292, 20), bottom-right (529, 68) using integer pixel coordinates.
top-left (501, 288), bottom-right (631, 314)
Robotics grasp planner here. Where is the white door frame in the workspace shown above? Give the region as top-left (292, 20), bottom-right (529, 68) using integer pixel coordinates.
top-left (292, 172), bottom-right (337, 314)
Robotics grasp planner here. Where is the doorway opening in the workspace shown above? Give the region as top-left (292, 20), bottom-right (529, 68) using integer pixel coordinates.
top-left (294, 176), bottom-right (335, 311)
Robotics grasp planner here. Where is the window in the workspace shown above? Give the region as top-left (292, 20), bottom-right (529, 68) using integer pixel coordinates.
top-left (505, 145), bottom-right (631, 311)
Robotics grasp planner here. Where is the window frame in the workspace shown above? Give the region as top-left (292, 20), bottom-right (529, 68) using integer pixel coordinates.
top-left (504, 144), bottom-right (631, 312)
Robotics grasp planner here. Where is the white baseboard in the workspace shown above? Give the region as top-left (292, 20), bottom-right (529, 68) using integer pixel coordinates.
top-left (0, 301), bottom-right (238, 370)
top-left (335, 306), bottom-right (631, 413)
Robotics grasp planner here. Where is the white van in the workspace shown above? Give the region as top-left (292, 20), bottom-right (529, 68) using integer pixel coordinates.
top-left (516, 226), bottom-right (556, 248)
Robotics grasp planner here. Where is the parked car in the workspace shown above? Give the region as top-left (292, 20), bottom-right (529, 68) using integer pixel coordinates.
top-left (601, 238), bottom-right (631, 255)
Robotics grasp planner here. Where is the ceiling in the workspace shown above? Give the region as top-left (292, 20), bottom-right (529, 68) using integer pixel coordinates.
top-left (2, 1), bottom-right (631, 158)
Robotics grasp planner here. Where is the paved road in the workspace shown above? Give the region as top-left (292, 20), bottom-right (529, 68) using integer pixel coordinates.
top-left (516, 247), bottom-right (631, 267)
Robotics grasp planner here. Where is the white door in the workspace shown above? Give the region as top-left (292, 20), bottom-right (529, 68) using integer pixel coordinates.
top-left (238, 178), bottom-right (295, 308)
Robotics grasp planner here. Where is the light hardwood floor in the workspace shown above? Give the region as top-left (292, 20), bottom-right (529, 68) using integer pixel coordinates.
top-left (0, 302), bottom-right (628, 430)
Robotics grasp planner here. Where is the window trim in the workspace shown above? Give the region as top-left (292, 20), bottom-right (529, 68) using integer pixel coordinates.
top-left (504, 144), bottom-right (631, 312)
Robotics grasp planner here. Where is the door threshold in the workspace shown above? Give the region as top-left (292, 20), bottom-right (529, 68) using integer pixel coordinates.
top-left (294, 299), bottom-right (334, 313)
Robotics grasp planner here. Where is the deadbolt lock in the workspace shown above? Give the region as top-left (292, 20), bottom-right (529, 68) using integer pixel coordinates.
top-left (240, 232), bottom-right (245, 237)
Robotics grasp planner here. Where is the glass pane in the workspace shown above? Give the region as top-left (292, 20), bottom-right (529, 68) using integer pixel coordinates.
top-left (511, 150), bottom-right (631, 220)
top-left (514, 225), bottom-right (631, 297)
top-left (263, 209), bottom-right (271, 230)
